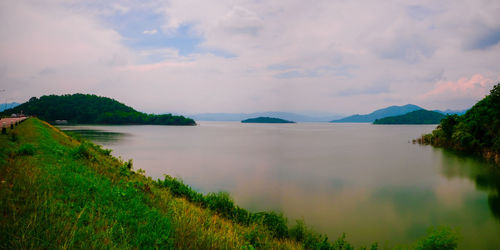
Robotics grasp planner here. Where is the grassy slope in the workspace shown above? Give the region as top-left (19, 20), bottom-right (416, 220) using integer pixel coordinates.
top-left (0, 118), bottom-right (297, 249)
top-left (0, 118), bottom-right (459, 249)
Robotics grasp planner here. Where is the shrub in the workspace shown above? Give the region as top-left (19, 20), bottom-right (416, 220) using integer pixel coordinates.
top-left (257, 211), bottom-right (288, 239)
top-left (415, 226), bottom-right (459, 250)
top-left (17, 144), bottom-right (36, 156)
top-left (206, 192), bottom-right (236, 218)
top-left (120, 159), bottom-right (134, 177)
top-left (72, 143), bottom-right (92, 159)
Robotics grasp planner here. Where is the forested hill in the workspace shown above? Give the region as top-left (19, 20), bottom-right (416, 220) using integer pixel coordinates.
top-left (374, 110), bottom-right (445, 124)
top-left (0, 94), bottom-right (196, 125)
top-left (421, 83), bottom-right (500, 163)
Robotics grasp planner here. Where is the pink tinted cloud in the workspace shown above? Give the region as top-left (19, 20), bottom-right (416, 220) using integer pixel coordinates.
top-left (419, 74), bottom-right (497, 100)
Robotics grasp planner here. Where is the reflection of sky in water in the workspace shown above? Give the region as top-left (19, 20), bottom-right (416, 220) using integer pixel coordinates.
top-left (56, 122), bottom-right (500, 249)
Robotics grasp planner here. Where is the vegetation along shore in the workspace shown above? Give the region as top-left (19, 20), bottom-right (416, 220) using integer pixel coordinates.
top-left (418, 84), bottom-right (500, 164)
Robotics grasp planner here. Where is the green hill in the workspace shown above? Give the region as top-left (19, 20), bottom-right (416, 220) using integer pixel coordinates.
top-left (241, 117), bottom-right (295, 123)
top-left (420, 83), bottom-right (500, 164)
top-left (374, 110), bottom-right (445, 124)
top-left (0, 94), bottom-right (195, 125)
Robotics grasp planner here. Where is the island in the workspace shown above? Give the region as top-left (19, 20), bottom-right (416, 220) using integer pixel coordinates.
top-left (241, 116), bottom-right (295, 123)
top-left (373, 110), bottom-right (445, 124)
top-left (0, 94), bottom-right (196, 126)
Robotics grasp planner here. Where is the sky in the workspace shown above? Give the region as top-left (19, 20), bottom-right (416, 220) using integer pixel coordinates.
top-left (1, 0), bottom-right (499, 115)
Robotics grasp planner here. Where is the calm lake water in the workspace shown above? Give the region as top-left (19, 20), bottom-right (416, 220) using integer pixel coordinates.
top-left (58, 122), bottom-right (500, 249)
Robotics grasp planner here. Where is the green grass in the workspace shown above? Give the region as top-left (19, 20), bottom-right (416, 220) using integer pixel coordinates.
top-left (0, 118), bottom-right (460, 249)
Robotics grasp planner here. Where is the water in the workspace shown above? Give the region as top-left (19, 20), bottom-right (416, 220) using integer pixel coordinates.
top-left (58, 122), bottom-right (500, 249)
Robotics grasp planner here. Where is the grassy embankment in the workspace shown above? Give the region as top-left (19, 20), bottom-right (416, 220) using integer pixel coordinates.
top-left (1, 118), bottom-right (458, 249)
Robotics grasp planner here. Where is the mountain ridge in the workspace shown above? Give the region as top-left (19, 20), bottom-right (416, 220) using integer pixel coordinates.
top-left (331, 104), bottom-right (422, 123)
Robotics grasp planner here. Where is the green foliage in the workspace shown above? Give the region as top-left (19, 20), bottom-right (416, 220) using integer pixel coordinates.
top-left (440, 115), bottom-right (459, 139)
top-left (17, 143), bottom-right (35, 156)
top-left (0, 93), bottom-right (196, 125)
top-left (373, 109), bottom-right (445, 124)
top-left (120, 159), bottom-right (133, 177)
top-left (415, 226), bottom-right (459, 250)
top-left (257, 211), bottom-right (288, 239)
top-left (72, 143), bottom-right (92, 160)
top-left (422, 83), bottom-right (500, 160)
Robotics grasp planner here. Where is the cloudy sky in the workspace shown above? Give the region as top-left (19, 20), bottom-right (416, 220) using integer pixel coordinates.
top-left (1, 0), bottom-right (499, 115)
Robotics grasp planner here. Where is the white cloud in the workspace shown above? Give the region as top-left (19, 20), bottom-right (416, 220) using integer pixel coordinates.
top-left (143, 29), bottom-right (158, 35)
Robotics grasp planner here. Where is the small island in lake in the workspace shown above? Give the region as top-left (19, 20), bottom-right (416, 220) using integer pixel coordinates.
top-left (373, 109), bottom-right (445, 124)
top-left (241, 117), bottom-right (295, 123)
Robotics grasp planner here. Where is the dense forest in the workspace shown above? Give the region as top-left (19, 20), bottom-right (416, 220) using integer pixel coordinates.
top-left (421, 84), bottom-right (500, 163)
top-left (0, 94), bottom-right (196, 125)
top-left (241, 117), bottom-right (295, 123)
top-left (373, 110), bottom-right (445, 124)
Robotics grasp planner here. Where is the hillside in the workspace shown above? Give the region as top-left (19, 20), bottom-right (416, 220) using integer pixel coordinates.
top-left (420, 83), bottom-right (500, 164)
top-left (374, 110), bottom-right (445, 124)
top-left (241, 117), bottom-right (295, 123)
top-left (331, 104), bottom-right (422, 123)
top-left (0, 94), bottom-right (195, 125)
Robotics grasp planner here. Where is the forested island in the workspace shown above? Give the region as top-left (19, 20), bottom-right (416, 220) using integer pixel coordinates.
top-left (374, 110), bottom-right (445, 124)
top-left (420, 84), bottom-right (500, 164)
top-left (0, 94), bottom-right (196, 126)
top-left (241, 117), bottom-right (295, 123)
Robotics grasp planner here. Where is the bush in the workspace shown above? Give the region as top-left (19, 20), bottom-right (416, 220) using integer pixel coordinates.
top-left (17, 144), bottom-right (36, 156)
top-left (72, 143), bottom-right (92, 159)
top-left (120, 159), bottom-right (133, 176)
top-left (206, 192), bottom-right (236, 218)
top-left (415, 226), bottom-right (459, 250)
top-left (257, 211), bottom-right (288, 239)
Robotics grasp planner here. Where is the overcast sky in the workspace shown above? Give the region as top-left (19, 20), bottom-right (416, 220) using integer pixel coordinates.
top-left (1, 0), bottom-right (499, 115)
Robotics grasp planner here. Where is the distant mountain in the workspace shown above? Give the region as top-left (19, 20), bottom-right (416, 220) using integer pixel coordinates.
top-left (0, 94), bottom-right (195, 125)
top-left (331, 104), bottom-right (422, 123)
top-left (241, 117), bottom-right (295, 123)
top-left (373, 110), bottom-right (446, 124)
top-left (191, 112), bottom-right (343, 122)
top-left (0, 102), bottom-right (20, 112)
